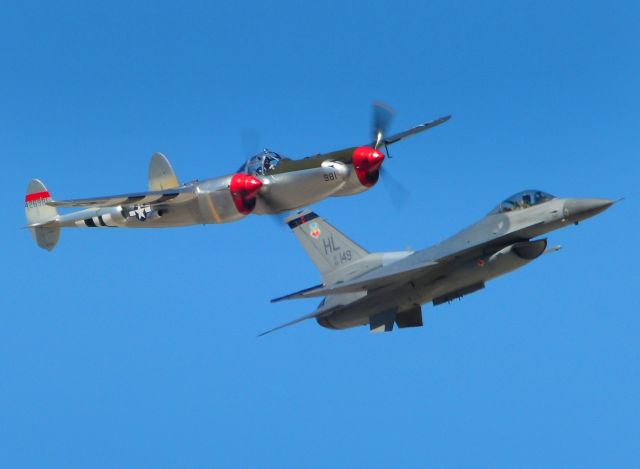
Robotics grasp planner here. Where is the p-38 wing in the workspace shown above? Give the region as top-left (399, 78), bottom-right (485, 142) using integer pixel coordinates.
top-left (47, 152), bottom-right (198, 209)
top-left (289, 115), bottom-right (451, 168)
top-left (376, 115), bottom-right (451, 147)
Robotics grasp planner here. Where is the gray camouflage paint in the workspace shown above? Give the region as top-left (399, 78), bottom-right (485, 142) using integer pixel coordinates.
top-left (264, 194), bottom-right (614, 335)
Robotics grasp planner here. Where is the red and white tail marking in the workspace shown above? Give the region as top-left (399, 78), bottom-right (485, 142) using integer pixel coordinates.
top-left (25, 191), bottom-right (51, 206)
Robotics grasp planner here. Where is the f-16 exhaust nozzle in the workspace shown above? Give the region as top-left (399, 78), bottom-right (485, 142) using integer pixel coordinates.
top-left (563, 198), bottom-right (614, 224)
top-left (229, 173), bottom-right (263, 215)
top-left (352, 146), bottom-right (385, 187)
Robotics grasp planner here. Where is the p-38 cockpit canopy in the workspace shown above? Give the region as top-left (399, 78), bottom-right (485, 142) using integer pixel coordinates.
top-left (490, 190), bottom-right (556, 214)
top-left (239, 149), bottom-right (290, 176)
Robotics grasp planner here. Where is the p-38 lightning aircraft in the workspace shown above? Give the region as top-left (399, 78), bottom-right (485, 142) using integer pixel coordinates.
top-left (24, 105), bottom-right (450, 250)
top-left (262, 190), bottom-right (615, 335)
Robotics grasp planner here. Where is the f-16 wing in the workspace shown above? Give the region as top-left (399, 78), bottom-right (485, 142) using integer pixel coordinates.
top-left (271, 225), bottom-right (544, 303)
top-left (48, 186), bottom-right (197, 208)
top-left (271, 261), bottom-right (439, 302)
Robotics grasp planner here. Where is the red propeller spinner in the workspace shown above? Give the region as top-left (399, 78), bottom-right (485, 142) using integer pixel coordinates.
top-left (229, 173), bottom-right (263, 214)
top-left (352, 146), bottom-right (385, 187)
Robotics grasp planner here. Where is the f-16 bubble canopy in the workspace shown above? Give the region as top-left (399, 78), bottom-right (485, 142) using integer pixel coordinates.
top-left (490, 190), bottom-right (556, 214)
top-left (238, 149), bottom-right (290, 176)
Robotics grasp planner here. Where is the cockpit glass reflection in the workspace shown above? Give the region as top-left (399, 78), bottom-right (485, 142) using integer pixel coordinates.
top-left (491, 190), bottom-right (555, 214)
top-left (242, 150), bottom-right (284, 176)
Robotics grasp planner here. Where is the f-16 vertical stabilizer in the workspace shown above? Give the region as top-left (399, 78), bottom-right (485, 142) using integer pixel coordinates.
top-left (25, 179), bottom-right (59, 251)
top-left (285, 210), bottom-right (368, 284)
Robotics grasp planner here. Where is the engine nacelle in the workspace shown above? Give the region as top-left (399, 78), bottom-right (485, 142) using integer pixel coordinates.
top-left (332, 146), bottom-right (385, 196)
top-left (352, 146), bottom-right (384, 187)
top-left (196, 173), bottom-right (263, 224)
top-left (229, 173), bottom-right (263, 215)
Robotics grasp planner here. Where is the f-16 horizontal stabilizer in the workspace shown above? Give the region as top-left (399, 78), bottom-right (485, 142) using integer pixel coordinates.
top-left (258, 307), bottom-right (336, 337)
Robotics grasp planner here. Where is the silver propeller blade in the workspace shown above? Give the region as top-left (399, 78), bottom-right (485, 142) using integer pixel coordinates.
top-left (372, 101), bottom-right (395, 149)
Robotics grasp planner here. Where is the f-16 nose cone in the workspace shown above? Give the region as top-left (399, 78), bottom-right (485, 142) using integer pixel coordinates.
top-left (563, 198), bottom-right (614, 222)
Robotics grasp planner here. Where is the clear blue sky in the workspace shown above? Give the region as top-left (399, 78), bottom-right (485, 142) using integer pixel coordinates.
top-left (2, 1), bottom-right (638, 467)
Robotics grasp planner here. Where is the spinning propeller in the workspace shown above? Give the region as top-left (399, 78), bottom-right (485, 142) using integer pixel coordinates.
top-left (372, 100), bottom-right (396, 150)
top-left (368, 101), bottom-right (451, 208)
top-left (370, 101), bottom-right (411, 208)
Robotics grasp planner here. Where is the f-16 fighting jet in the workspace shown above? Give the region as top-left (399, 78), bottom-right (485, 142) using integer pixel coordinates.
top-left (24, 105), bottom-right (449, 250)
top-left (262, 190), bottom-right (615, 335)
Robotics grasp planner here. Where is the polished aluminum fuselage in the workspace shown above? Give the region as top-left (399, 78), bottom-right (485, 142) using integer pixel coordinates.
top-left (54, 163), bottom-right (354, 229)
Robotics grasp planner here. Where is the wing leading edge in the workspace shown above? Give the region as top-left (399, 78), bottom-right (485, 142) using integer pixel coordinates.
top-left (271, 224), bottom-right (540, 304)
top-left (378, 115), bottom-right (451, 147)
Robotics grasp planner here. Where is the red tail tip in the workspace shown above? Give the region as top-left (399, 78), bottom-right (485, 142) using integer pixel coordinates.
top-left (25, 191), bottom-right (51, 203)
